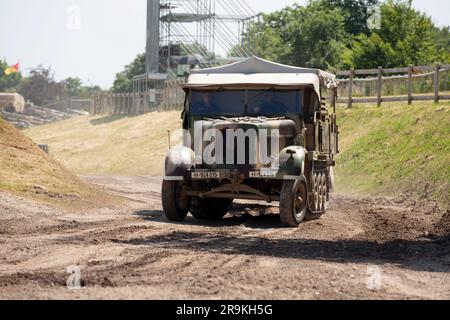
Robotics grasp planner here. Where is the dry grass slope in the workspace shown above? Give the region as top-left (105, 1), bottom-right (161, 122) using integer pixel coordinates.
top-left (25, 111), bottom-right (181, 176)
top-left (0, 118), bottom-right (119, 208)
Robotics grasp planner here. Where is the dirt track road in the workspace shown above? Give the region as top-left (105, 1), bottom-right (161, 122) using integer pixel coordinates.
top-left (0, 176), bottom-right (449, 300)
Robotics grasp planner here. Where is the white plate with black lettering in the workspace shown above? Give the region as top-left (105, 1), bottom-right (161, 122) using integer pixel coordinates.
top-left (191, 172), bottom-right (221, 179)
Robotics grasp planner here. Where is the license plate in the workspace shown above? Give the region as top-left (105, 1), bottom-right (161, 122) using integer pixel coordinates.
top-left (250, 170), bottom-right (277, 178)
top-left (191, 171), bottom-right (221, 179)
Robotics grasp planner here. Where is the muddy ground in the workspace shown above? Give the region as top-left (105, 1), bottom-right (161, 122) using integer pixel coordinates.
top-left (0, 176), bottom-right (449, 300)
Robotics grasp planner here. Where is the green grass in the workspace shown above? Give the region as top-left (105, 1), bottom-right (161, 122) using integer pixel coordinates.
top-left (23, 103), bottom-right (450, 207)
top-left (335, 101), bottom-right (450, 206)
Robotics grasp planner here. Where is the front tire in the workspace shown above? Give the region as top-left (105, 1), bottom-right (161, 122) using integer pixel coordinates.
top-left (162, 180), bottom-right (190, 222)
top-left (280, 177), bottom-right (309, 227)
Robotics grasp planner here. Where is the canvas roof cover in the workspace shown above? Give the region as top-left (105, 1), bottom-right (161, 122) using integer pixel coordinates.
top-left (184, 56), bottom-right (338, 95)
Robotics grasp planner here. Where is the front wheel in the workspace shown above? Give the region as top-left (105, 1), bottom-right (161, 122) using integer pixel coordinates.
top-left (280, 177), bottom-right (309, 227)
top-left (161, 180), bottom-right (190, 222)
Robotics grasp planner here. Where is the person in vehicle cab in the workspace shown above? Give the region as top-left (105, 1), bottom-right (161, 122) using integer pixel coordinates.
top-left (255, 91), bottom-right (287, 115)
top-left (196, 92), bottom-right (221, 114)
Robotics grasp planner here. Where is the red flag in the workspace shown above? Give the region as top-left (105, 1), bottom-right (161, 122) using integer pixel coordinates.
top-left (11, 63), bottom-right (20, 72)
top-left (4, 63), bottom-right (20, 75)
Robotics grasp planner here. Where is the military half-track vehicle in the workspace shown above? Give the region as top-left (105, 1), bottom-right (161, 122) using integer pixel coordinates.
top-left (162, 57), bottom-right (339, 227)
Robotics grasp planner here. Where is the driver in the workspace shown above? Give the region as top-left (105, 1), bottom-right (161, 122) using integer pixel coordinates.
top-left (196, 93), bottom-right (220, 114)
top-left (257, 91), bottom-right (286, 114)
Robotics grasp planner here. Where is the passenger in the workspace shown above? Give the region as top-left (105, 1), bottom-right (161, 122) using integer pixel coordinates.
top-left (257, 91), bottom-right (286, 115)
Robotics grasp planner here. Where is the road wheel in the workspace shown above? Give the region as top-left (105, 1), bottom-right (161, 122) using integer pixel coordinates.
top-left (320, 173), bottom-right (328, 212)
top-left (318, 173), bottom-right (326, 212)
top-left (306, 172), bottom-right (325, 221)
top-left (161, 180), bottom-right (190, 222)
top-left (311, 173), bottom-right (320, 212)
top-left (190, 198), bottom-right (233, 221)
top-left (280, 177), bottom-right (308, 227)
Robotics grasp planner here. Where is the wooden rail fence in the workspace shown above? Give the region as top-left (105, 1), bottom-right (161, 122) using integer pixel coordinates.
top-left (91, 92), bottom-right (156, 116)
top-left (91, 79), bottom-right (185, 115)
top-left (336, 64), bottom-right (450, 107)
top-left (160, 79), bottom-right (185, 111)
top-left (92, 64), bottom-right (450, 115)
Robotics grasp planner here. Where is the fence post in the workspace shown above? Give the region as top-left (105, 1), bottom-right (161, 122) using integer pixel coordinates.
top-left (434, 63), bottom-right (440, 103)
top-left (377, 66), bottom-right (383, 107)
top-left (128, 93), bottom-right (132, 114)
top-left (121, 93), bottom-right (125, 114)
top-left (408, 65), bottom-right (413, 105)
top-left (109, 94), bottom-right (113, 115)
top-left (90, 97), bottom-right (94, 115)
top-left (115, 94), bottom-right (119, 115)
top-left (348, 68), bottom-right (354, 108)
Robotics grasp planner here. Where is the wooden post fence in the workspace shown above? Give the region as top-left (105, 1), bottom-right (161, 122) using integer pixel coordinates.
top-left (434, 63), bottom-right (440, 104)
top-left (408, 65), bottom-right (413, 105)
top-left (348, 68), bottom-right (354, 108)
top-left (336, 64), bottom-right (450, 106)
top-left (377, 66), bottom-right (383, 107)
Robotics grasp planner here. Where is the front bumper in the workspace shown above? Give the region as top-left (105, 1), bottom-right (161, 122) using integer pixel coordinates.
top-left (164, 168), bottom-right (302, 182)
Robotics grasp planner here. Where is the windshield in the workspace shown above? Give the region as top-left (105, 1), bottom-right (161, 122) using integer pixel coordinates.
top-left (248, 90), bottom-right (302, 116)
top-left (191, 90), bottom-right (303, 116)
top-left (191, 90), bottom-right (245, 116)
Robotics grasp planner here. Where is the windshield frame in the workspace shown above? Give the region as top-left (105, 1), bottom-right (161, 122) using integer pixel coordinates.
top-left (189, 88), bottom-right (304, 118)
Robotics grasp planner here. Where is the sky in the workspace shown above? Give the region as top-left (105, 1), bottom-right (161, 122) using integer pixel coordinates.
top-left (1, 0), bottom-right (449, 89)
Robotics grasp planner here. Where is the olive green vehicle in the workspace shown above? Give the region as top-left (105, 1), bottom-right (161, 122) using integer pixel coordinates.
top-left (162, 57), bottom-right (339, 227)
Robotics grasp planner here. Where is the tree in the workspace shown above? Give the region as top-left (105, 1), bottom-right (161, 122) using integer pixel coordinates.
top-left (320, 0), bottom-right (380, 35)
top-left (434, 26), bottom-right (450, 53)
top-left (63, 77), bottom-right (83, 96)
top-left (78, 85), bottom-right (102, 99)
top-left (346, 0), bottom-right (450, 68)
top-left (112, 53), bottom-right (145, 93)
top-left (288, 1), bottom-right (348, 69)
top-left (344, 33), bottom-right (398, 68)
top-left (238, 2), bottom-right (348, 69)
top-left (62, 77), bottom-right (101, 98)
top-left (18, 65), bottom-right (67, 106)
top-left (0, 59), bottom-right (22, 92)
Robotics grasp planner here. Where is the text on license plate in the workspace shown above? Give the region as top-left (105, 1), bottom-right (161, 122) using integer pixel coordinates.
top-left (191, 172), bottom-right (220, 179)
top-left (249, 170), bottom-right (277, 178)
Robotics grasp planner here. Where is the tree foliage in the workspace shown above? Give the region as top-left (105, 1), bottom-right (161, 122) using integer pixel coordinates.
top-left (248, 3), bottom-right (348, 69)
top-left (62, 77), bottom-right (101, 98)
top-left (234, 0), bottom-right (450, 71)
top-left (344, 0), bottom-right (450, 68)
top-left (18, 66), bottom-right (67, 106)
top-left (434, 26), bottom-right (450, 54)
top-left (112, 53), bottom-right (145, 93)
top-left (320, 0), bottom-right (379, 35)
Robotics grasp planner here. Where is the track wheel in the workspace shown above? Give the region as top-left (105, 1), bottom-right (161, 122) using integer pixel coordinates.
top-left (318, 173), bottom-right (326, 212)
top-left (311, 172), bottom-right (320, 212)
top-left (320, 173), bottom-right (328, 212)
top-left (306, 172), bottom-right (325, 221)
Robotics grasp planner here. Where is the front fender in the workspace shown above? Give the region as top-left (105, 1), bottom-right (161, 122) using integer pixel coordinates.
top-left (276, 146), bottom-right (306, 177)
top-left (164, 146), bottom-right (195, 179)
